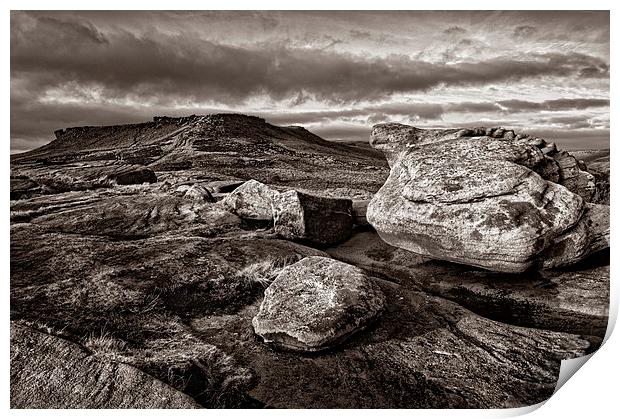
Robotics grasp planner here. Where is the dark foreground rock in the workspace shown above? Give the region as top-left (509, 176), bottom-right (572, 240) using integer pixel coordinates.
top-left (367, 123), bottom-right (610, 272)
top-left (252, 256), bottom-right (385, 352)
top-left (239, 280), bottom-right (591, 408)
top-left (273, 190), bottom-right (353, 245)
top-left (12, 190), bottom-right (240, 238)
top-left (10, 323), bottom-right (200, 408)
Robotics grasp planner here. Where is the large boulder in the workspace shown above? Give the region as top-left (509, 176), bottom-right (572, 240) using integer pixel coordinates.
top-left (220, 179), bottom-right (279, 220)
top-left (10, 323), bottom-right (200, 408)
top-left (367, 124), bottom-right (609, 273)
top-left (273, 190), bottom-right (353, 245)
top-left (252, 256), bottom-right (385, 352)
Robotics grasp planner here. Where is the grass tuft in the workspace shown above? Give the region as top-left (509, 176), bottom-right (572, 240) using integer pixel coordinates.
top-left (235, 255), bottom-right (302, 288)
top-left (82, 329), bottom-right (128, 357)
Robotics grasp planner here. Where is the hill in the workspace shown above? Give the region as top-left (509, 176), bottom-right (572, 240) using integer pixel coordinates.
top-left (11, 114), bottom-right (388, 200)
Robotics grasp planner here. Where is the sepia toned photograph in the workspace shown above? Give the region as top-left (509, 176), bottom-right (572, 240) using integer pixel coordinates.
top-left (9, 9), bottom-right (610, 409)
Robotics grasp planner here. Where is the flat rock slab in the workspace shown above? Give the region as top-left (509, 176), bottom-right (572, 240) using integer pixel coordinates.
top-left (10, 323), bottom-right (200, 408)
top-left (200, 279), bottom-right (592, 408)
top-left (13, 191), bottom-right (241, 238)
top-left (326, 229), bottom-right (609, 339)
top-left (367, 124), bottom-right (609, 272)
top-left (252, 256), bottom-right (386, 352)
top-left (273, 190), bottom-right (353, 245)
top-left (10, 162), bottom-right (157, 199)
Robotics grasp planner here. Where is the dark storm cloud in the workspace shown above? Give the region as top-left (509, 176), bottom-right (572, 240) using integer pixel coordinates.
top-left (349, 29), bottom-right (373, 40)
top-left (12, 12), bottom-right (609, 106)
top-left (443, 26), bottom-right (467, 35)
top-left (513, 25), bottom-right (537, 39)
top-left (498, 98), bottom-right (609, 112)
top-left (10, 11), bottom-right (610, 152)
top-left (259, 102), bottom-right (445, 126)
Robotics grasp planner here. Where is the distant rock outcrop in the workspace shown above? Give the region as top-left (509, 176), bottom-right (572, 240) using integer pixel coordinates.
top-left (252, 256), bottom-right (385, 352)
top-left (367, 124), bottom-right (609, 272)
top-left (11, 113), bottom-right (388, 200)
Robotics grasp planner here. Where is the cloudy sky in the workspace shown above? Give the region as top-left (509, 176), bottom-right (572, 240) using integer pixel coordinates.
top-left (11, 10), bottom-right (609, 153)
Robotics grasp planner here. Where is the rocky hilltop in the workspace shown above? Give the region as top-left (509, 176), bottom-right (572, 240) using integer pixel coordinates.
top-left (11, 114), bottom-right (388, 201)
top-left (10, 115), bottom-right (610, 408)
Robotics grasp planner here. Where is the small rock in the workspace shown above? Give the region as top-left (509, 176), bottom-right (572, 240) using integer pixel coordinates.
top-left (503, 130), bottom-right (515, 140)
top-left (492, 128), bottom-right (505, 138)
top-left (220, 179), bottom-right (279, 220)
top-left (106, 165), bottom-right (157, 185)
top-left (273, 190), bottom-right (353, 245)
top-left (541, 142), bottom-right (557, 155)
top-left (184, 185), bottom-right (214, 202)
top-left (252, 256), bottom-right (385, 352)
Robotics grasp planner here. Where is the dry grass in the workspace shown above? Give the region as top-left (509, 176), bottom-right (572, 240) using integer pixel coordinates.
top-left (82, 329), bottom-right (128, 357)
top-left (130, 333), bottom-right (255, 408)
top-left (235, 254), bottom-right (302, 288)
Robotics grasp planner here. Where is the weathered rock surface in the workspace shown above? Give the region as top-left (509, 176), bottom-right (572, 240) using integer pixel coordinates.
top-left (326, 229), bottom-right (609, 339)
top-left (10, 163), bottom-right (157, 199)
top-left (367, 124), bottom-right (609, 272)
top-left (252, 256), bottom-right (385, 352)
top-left (9, 114), bottom-right (610, 408)
top-left (572, 149), bottom-right (610, 205)
top-left (174, 184), bottom-right (215, 202)
top-left (12, 191), bottom-right (240, 238)
top-left (220, 179), bottom-right (280, 221)
top-left (11, 216), bottom-right (326, 408)
top-left (242, 280), bottom-right (591, 408)
top-left (273, 190), bottom-right (353, 245)
top-left (10, 323), bottom-right (200, 408)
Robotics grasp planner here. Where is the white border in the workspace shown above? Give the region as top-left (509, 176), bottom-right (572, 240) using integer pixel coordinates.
top-left (2, 2), bottom-right (616, 418)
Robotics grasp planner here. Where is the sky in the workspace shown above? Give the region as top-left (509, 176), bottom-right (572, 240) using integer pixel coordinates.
top-left (10, 10), bottom-right (610, 153)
